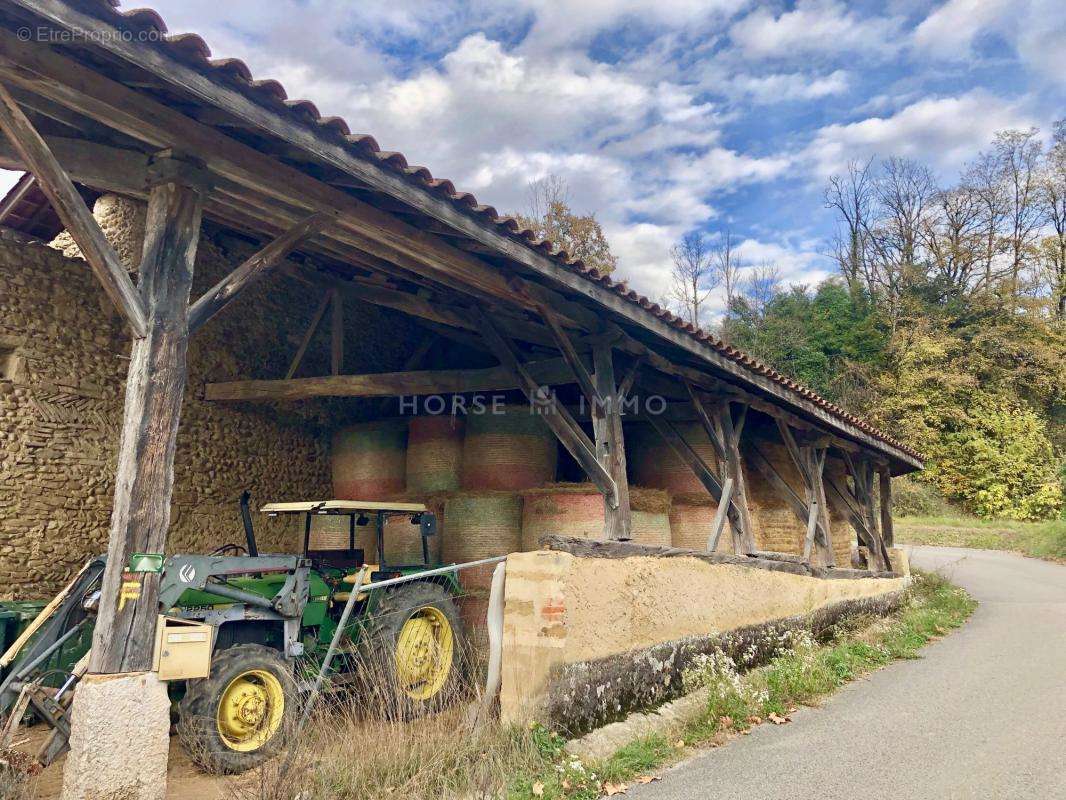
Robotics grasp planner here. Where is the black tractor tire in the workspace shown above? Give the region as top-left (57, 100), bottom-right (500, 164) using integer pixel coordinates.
top-left (176, 644), bottom-right (295, 774)
top-left (361, 581), bottom-right (464, 717)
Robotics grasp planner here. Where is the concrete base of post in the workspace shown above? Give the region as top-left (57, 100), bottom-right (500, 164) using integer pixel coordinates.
top-left (61, 671), bottom-right (170, 800)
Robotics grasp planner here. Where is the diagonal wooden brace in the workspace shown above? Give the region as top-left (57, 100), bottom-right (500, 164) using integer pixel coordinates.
top-left (0, 80), bottom-right (147, 337)
top-left (188, 211), bottom-right (332, 332)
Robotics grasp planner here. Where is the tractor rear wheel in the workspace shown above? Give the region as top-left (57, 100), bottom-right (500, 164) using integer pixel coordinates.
top-left (176, 644), bottom-right (294, 774)
top-left (363, 581), bottom-right (463, 716)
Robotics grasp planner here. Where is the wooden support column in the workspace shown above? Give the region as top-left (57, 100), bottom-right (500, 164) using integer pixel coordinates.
top-left (686, 384), bottom-right (756, 554)
top-left (89, 157), bottom-right (206, 674)
top-left (879, 466), bottom-right (894, 548)
top-left (593, 344), bottom-right (632, 540)
top-left (774, 419), bottom-right (835, 566)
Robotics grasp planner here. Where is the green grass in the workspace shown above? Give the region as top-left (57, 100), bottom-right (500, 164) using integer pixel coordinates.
top-left (895, 515), bottom-right (1066, 562)
top-left (507, 571), bottom-right (976, 799)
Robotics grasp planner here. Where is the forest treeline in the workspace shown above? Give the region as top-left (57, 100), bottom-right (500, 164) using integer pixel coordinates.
top-left (721, 124), bottom-right (1065, 521)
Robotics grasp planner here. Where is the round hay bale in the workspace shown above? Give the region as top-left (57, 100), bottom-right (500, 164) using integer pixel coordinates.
top-left (406, 416), bottom-right (464, 494)
top-left (442, 492), bottom-right (522, 589)
top-left (521, 483), bottom-right (604, 551)
top-left (630, 511), bottom-right (672, 547)
top-left (381, 513), bottom-right (426, 565)
top-left (460, 405), bottom-right (557, 490)
top-left (628, 422), bottom-right (717, 496)
top-left (669, 501), bottom-right (731, 553)
top-left (628, 487), bottom-right (672, 547)
top-left (308, 515), bottom-right (377, 562)
top-left (332, 421), bottom-right (407, 499)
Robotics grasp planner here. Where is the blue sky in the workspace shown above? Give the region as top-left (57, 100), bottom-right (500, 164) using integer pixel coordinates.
top-left (3, 0), bottom-right (1063, 308)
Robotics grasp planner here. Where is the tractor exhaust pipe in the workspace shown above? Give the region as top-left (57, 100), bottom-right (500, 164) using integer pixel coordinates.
top-left (240, 490), bottom-right (259, 557)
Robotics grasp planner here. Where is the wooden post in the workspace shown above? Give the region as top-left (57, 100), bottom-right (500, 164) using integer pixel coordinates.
top-left (331, 289), bottom-right (344, 376)
top-left (88, 160), bottom-right (205, 674)
top-left (593, 344), bottom-right (632, 540)
top-left (717, 401), bottom-right (757, 554)
top-left (879, 466), bottom-right (894, 548)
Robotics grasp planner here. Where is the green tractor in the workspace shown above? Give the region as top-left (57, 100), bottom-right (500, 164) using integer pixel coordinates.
top-left (0, 494), bottom-right (471, 774)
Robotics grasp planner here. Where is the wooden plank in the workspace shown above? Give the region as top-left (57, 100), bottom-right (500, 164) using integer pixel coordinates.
top-left (89, 173), bottom-right (204, 673)
top-left (330, 290), bottom-right (344, 376)
top-left (803, 497), bottom-right (821, 561)
top-left (879, 466), bottom-right (895, 548)
top-left (0, 80), bottom-right (147, 337)
top-left (0, 22), bottom-right (922, 470)
top-left (284, 288), bottom-right (332, 380)
top-left (188, 212), bottom-right (331, 333)
top-left (208, 356), bottom-right (575, 402)
top-left (593, 344), bottom-right (631, 540)
top-left (477, 310), bottom-right (617, 507)
top-left (540, 303), bottom-right (600, 412)
top-left (708, 477), bottom-right (734, 552)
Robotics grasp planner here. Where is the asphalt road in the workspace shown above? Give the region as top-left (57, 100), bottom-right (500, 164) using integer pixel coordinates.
top-left (626, 546), bottom-right (1066, 800)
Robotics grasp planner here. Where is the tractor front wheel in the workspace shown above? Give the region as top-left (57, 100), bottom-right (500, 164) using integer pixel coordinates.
top-left (177, 644), bottom-right (294, 774)
top-left (364, 581), bottom-right (464, 716)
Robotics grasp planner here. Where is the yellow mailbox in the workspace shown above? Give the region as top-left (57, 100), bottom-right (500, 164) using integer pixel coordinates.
top-left (153, 616), bottom-right (213, 681)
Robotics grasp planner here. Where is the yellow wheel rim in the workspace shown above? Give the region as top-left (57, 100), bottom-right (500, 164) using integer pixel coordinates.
top-left (395, 606), bottom-right (454, 701)
top-left (215, 669), bottom-right (285, 752)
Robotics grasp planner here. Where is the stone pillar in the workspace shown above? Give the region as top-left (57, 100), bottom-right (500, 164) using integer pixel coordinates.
top-left (51, 193), bottom-right (147, 271)
top-left (61, 673), bottom-right (171, 800)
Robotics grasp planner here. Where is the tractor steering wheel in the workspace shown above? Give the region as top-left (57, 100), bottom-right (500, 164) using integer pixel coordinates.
top-left (210, 543), bottom-right (248, 557)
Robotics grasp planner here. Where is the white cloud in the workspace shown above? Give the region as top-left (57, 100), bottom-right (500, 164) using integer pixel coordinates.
top-left (0, 169), bottom-right (22, 198)
top-left (729, 1), bottom-right (902, 60)
top-left (803, 90), bottom-right (1037, 178)
top-left (730, 70), bottom-right (850, 103)
top-left (913, 0), bottom-right (1066, 86)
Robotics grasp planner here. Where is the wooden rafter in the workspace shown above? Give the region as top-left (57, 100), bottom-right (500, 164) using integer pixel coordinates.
top-left (0, 81), bottom-right (147, 337)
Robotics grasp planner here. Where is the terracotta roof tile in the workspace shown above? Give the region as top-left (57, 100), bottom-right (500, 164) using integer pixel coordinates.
top-left (62, 0), bottom-right (920, 462)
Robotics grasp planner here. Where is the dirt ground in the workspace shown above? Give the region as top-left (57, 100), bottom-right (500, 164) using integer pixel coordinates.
top-left (16, 727), bottom-right (227, 800)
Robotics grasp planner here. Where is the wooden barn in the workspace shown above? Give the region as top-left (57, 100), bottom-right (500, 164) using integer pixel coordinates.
top-left (0, 1), bottom-right (921, 797)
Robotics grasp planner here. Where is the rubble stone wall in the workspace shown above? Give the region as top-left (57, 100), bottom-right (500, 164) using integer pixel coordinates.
top-left (0, 198), bottom-right (420, 599)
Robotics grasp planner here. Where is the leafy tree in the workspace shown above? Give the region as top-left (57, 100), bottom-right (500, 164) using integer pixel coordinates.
top-left (514, 174), bottom-right (617, 275)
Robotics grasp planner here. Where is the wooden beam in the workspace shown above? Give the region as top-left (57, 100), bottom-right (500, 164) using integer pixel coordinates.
top-left (708, 477), bottom-right (734, 552)
top-left (775, 419), bottom-right (834, 566)
top-left (89, 170), bottom-right (204, 673)
top-left (477, 310), bottom-right (617, 507)
top-left (210, 356), bottom-right (576, 402)
top-left (330, 289), bottom-right (344, 376)
top-left (284, 288), bottom-right (332, 380)
top-left (540, 304), bottom-right (601, 412)
top-left (0, 81), bottom-right (147, 337)
top-left (716, 401), bottom-right (758, 554)
top-left (188, 212), bottom-right (331, 333)
top-left (879, 466), bottom-right (895, 548)
top-left (617, 355), bottom-right (644, 402)
top-left (593, 344), bottom-right (631, 540)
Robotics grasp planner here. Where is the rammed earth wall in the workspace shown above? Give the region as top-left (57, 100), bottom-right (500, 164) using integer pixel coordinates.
top-left (0, 197), bottom-right (420, 599)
